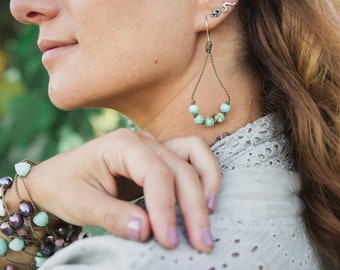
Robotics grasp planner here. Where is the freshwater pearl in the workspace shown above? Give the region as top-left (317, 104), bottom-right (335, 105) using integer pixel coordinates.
top-left (40, 242), bottom-right (54, 256)
top-left (0, 203), bottom-right (6, 217)
top-left (16, 228), bottom-right (29, 237)
top-left (54, 238), bottom-right (65, 248)
top-left (0, 177), bottom-right (13, 190)
top-left (0, 222), bottom-right (14, 236)
top-left (9, 214), bottom-right (23, 229)
top-left (19, 201), bottom-right (33, 217)
top-left (70, 232), bottom-right (79, 243)
top-left (45, 235), bottom-right (55, 244)
top-left (4, 265), bottom-right (17, 270)
top-left (57, 224), bottom-right (68, 237)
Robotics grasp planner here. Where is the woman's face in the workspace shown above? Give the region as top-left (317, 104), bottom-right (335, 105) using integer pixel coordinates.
top-left (10, 1), bottom-right (197, 110)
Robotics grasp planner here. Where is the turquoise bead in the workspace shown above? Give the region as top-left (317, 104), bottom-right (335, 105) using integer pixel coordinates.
top-left (9, 238), bottom-right (25, 251)
top-left (14, 162), bottom-right (31, 177)
top-left (214, 112), bottom-right (225, 123)
top-left (194, 115), bottom-right (205, 125)
top-left (35, 252), bottom-right (48, 267)
top-left (189, 104), bottom-right (200, 115)
top-left (205, 117), bottom-right (215, 127)
top-left (0, 238), bottom-right (8, 256)
top-left (33, 211), bottom-right (49, 227)
top-left (220, 103), bottom-right (231, 113)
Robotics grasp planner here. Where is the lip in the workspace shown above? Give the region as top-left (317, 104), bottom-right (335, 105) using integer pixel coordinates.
top-left (38, 39), bottom-right (78, 53)
top-left (38, 39), bottom-right (78, 64)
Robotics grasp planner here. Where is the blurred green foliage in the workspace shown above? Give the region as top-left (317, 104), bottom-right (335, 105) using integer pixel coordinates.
top-left (0, 3), bottom-right (133, 176)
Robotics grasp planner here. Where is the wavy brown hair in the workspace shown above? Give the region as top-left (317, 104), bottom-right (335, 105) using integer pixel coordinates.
top-left (238, 0), bottom-right (340, 268)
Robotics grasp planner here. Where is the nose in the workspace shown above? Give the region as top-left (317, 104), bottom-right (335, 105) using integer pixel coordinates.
top-left (10, 0), bottom-right (59, 25)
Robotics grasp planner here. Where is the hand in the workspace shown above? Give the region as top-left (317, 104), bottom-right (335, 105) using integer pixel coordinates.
top-left (10, 129), bottom-right (221, 252)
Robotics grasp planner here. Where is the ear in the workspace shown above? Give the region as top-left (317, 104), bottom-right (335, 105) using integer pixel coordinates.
top-left (194, 1), bottom-right (239, 32)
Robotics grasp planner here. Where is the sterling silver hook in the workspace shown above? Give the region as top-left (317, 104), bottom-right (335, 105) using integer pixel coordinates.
top-left (205, 17), bottom-right (211, 43)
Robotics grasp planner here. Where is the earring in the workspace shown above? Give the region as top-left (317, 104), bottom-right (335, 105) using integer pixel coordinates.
top-left (209, 2), bottom-right (237, 17)
top-left (189, 18), bottom-right (231, 128)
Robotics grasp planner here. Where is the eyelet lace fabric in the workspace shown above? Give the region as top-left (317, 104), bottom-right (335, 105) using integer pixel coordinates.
top-left (211, 115), bottom-right (295, 172)
top-left (40, 115), bottom-right (321, 270)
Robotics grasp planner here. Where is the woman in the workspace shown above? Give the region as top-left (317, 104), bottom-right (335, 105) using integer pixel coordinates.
top-left (3, 0), bottom-right (340, 269)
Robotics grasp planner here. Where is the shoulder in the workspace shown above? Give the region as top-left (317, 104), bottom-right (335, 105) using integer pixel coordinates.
top-left (40, 222), bottom-right (321, 270)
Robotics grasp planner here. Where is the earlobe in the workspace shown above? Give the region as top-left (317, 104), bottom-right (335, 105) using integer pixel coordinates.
top-left (194, 1), bottom-right (239, 32)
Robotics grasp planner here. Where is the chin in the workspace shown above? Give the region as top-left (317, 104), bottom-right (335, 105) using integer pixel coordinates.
top-left (48, 85), bottom-right (79, 111)
top-left (49, 97), bottom-right (75, 111)
top-left (48, 87), bottom-right (104, 111)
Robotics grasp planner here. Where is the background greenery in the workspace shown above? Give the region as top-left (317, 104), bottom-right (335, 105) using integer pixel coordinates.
top-left (0, 3), bottom-right (133, 177)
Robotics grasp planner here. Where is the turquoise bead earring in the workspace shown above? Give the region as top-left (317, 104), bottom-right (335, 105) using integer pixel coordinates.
top-left (189, 17), bottom-right (231, 128)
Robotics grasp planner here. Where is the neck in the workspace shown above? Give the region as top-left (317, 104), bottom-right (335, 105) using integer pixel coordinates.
top-left (121, 69), bottom-right (262, 145)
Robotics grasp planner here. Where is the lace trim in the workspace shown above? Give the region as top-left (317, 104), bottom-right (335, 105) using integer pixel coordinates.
top-left (211, 115), bottom-right (295, 172)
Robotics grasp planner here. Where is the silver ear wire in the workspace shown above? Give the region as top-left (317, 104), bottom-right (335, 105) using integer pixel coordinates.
top-left (205, 17), bottom-right (211, 44)
top-left (209, 2), bottom-right (237, 17)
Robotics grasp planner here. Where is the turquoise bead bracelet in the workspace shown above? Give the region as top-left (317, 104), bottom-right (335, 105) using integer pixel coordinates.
top-left (189, 101), bottom-right (231, 127)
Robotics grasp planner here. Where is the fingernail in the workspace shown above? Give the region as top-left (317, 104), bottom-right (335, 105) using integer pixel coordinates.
top-left (207, 193), bottom-right (217, 212)
top-left (202, 229), bottom-right (214, 249)
top-left (127, 218), bottom-right (142, 241)
top-left (168, 226), bottom-right (179, 246)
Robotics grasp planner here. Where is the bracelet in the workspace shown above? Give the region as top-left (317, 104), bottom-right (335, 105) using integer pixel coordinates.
top-left (0, 160), bottom-right (85, 269)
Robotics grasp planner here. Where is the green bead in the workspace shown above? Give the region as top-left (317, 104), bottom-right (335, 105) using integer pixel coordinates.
top-left (189, 104), bottom-right (200, 115)
top-left (0, 239), bottom-right (8, 256)
top-left (205, 117), bottom-right (215, 127)
top-left (214, 112), bottom-right (225, 123)
top-left (35, 252), bottom-right (48, 267)
top-left (33, 211), bottom-right (49, 227)
top-left (9, 238), bottom-right (25, 251)
top-left (194, 115), bottom-right (205, 125)
top-left (220, 103), bottom-right (231, 113)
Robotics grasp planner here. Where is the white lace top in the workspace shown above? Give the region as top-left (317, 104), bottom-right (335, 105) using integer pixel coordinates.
top-left (40, 115), bottom-right (321, 270)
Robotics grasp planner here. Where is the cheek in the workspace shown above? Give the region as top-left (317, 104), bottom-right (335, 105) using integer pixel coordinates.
top-left (47, 37), bottom-right (195, 110)
top-left (47, 1), bottom-right (195, 109)
top-left (46, 49), bottom-right (136, 110)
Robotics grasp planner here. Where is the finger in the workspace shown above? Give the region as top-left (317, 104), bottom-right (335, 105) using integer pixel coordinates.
top-left (73, 186), bottom-right (152, 243)
top-left (163, 137), bottom-right (222, 212)
top-left (163, 136), bottom-right (221, 212)
top-left (101, 129), bottom-right (178, 248)
top-left (142, 165), bottom-right (178, 249)
top-left (140, 134), bottom-right (215, 252)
